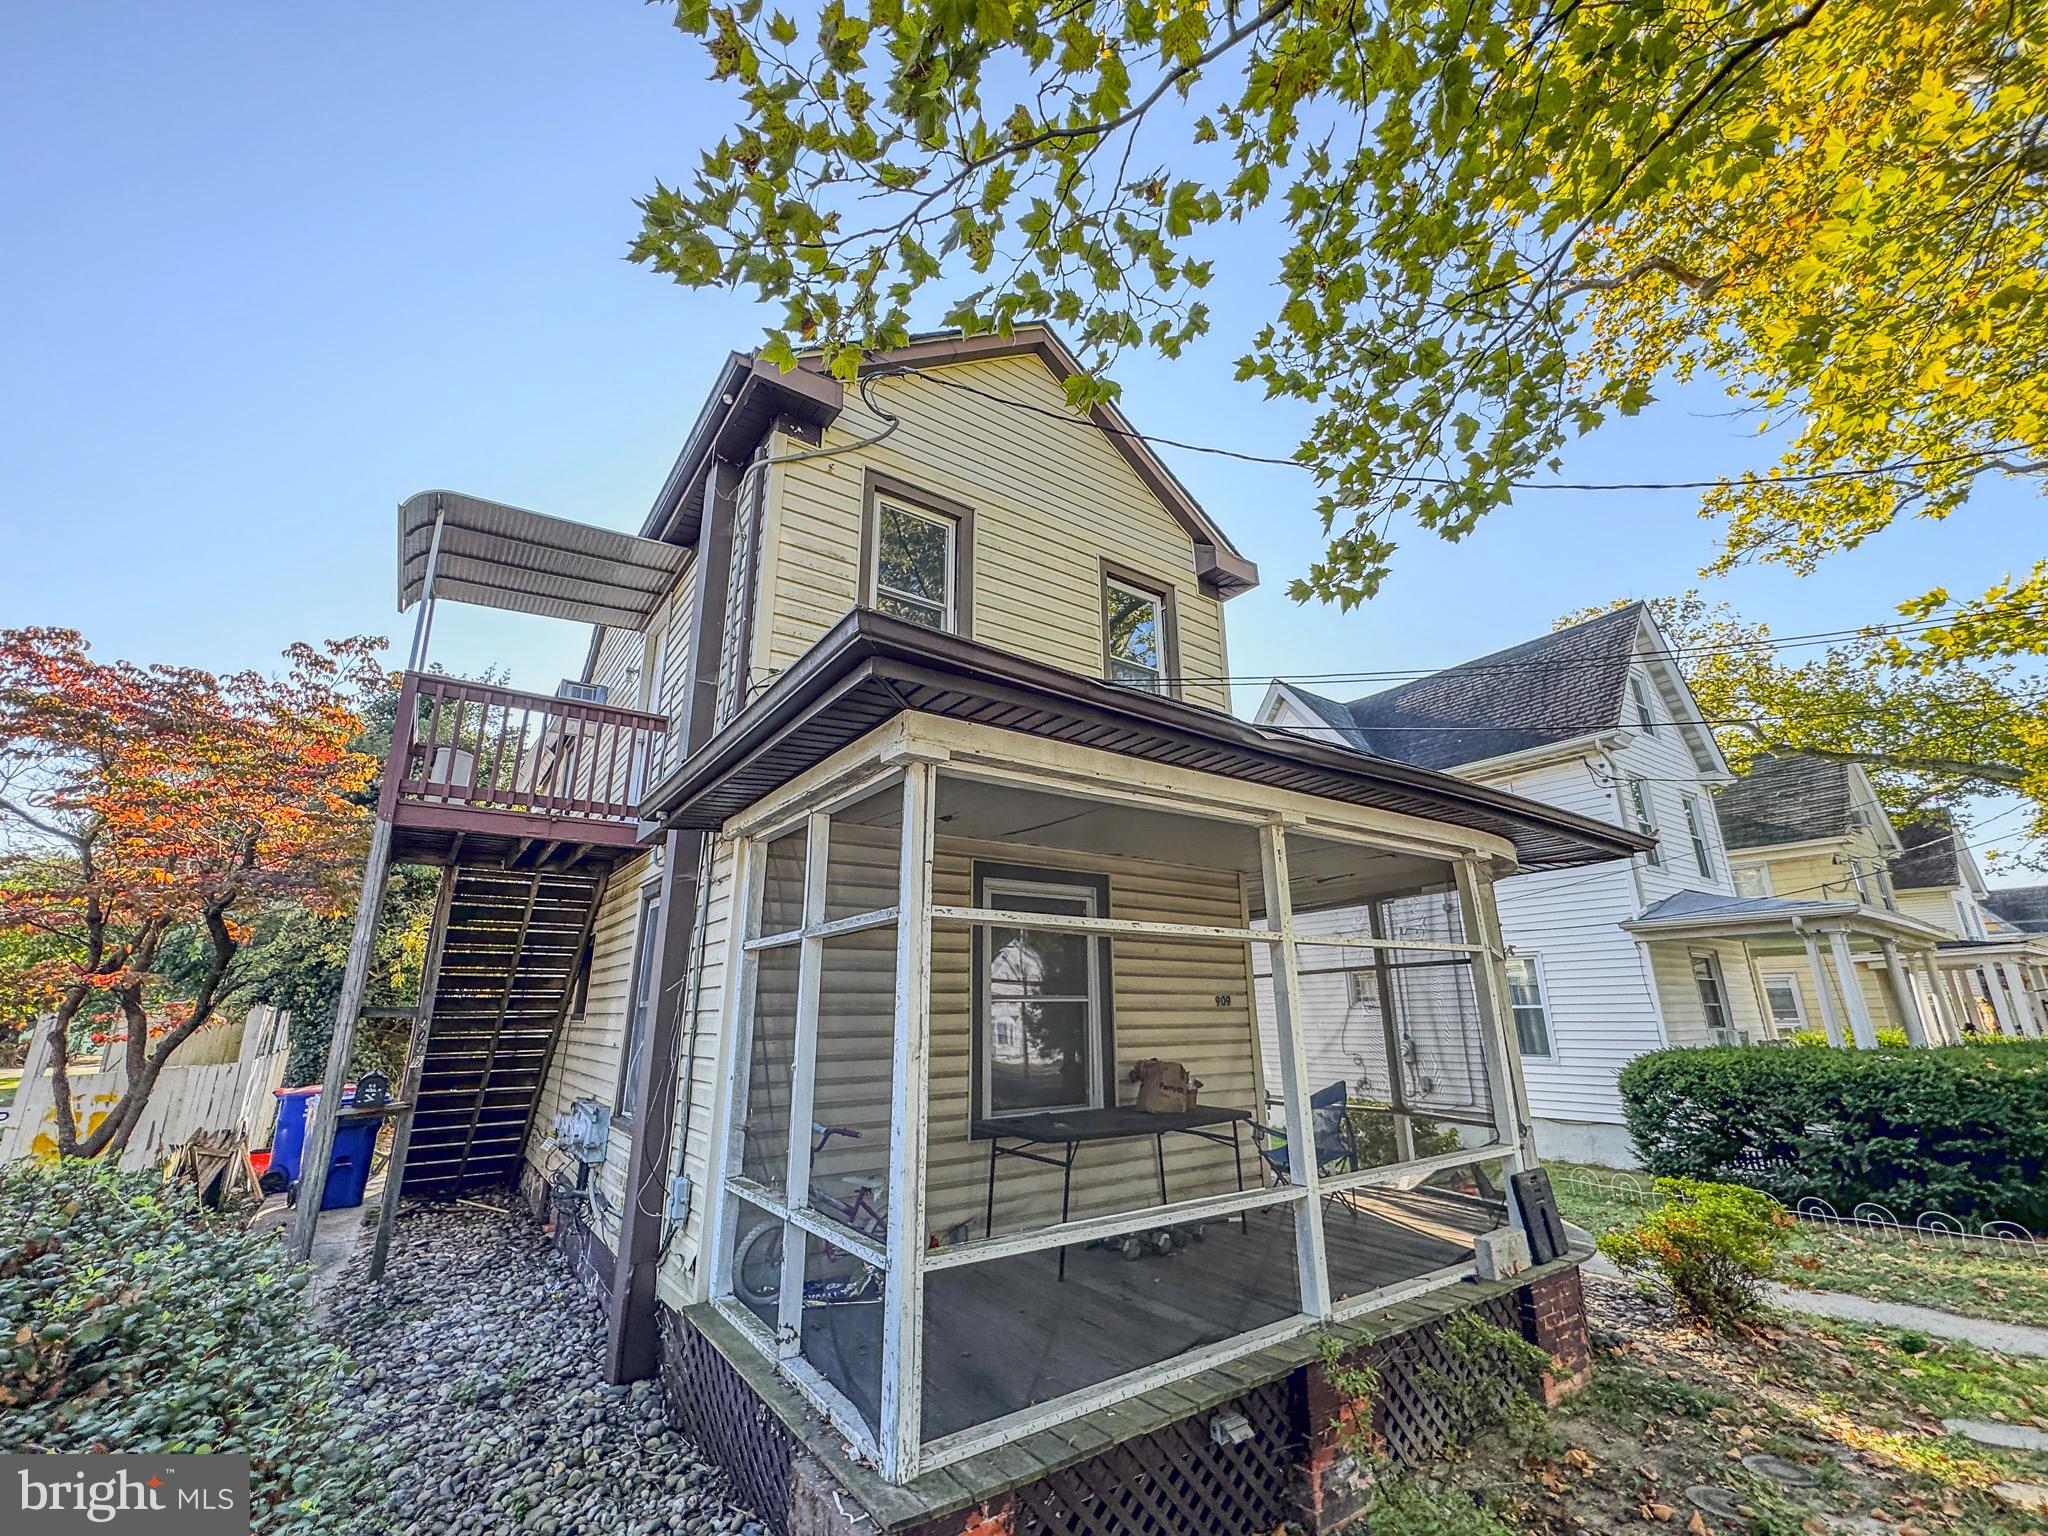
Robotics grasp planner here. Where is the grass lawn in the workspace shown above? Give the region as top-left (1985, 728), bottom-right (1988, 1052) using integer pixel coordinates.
top-left (0, 1067), bottom-right (18, 1110)
top-left (1548, 1163), bottom-right (2048, 1330)
top-left (1400, 1275), bottom-right (2048, 1536)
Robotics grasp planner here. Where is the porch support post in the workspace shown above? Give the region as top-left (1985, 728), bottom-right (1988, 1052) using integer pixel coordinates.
top-left (879, 762), bottom-right (936, 1481)
top-left (701, 838), bottom-right (768, 1308)
top-left (1454, 860), bottom-right (1532, 1169)
top-left (288, 814), bottom-right (395, 1259)
top-left (1984, 960), bottom-right (2026, 1037)
top-left (1827, 929), bottom-right (1879, 1049)
top-left (1918, 955), bottom-right (1961, 1044)
top-left (1948, 967), bottom-right (1983, 1037)
top-left (1995, 960), bottom-right (2042, 1037)
top-left (606, 455), bottom-right (736, 1380)
top-left (1258, 821), bottom-right (1332, 1323)
top-left (1879, 939), bottom-right (1928, 1048)
top-left (1801, 929), bottom-right (1845, 1048)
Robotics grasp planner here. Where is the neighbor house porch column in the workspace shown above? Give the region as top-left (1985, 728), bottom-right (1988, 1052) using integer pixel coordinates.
top-left (1995, 959), bottom-right (2045, 1036)
top-left (1878, 939), bottom-right (1929, 1048)
top-left (1917, 954), bottom-right (1961, 1044)
top-left (1985, 960), bottom-right (2028, 1037)
top-left (1826, 928), bottom-right (1879, 1049)
top-left (1801, 929), bottom-right (1846, 1047)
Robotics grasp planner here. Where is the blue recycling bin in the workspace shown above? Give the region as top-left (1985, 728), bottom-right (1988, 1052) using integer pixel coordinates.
top-left (276, 1086), bottom-right (375, 1210)
top-left (270, 1086), bottom-right (321, 1181)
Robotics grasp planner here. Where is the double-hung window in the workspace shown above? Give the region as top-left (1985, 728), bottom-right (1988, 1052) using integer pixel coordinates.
top-left (873, 500), bottom-right (956, 630)
top-left (1631, 675), bottom-right (1658, 731)
top-left (1628, 778), bottom-right (1663, 867)
top-left (1103, 573), bottom-right (1172, 694)
top-left (1681, 794), bottom-right (1714, 878)
top-left (1690, 952), bottom-right (1732, 1033)
top-left (1503, 955), bottom-right (1554, 1059)
top-left (975, 867), bottom-right (1111, 1119)
top-left (1760, 973), bottom-right (1806, 1032)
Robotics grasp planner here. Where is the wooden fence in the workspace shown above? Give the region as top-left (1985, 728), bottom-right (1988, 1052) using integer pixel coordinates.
top-left (0, 1007), bottom-right (290, 1170)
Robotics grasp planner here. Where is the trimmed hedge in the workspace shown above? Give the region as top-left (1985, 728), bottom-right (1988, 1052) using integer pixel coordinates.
top-left (1618, 1040), bottom-right (2048, 1230)
top-left (0, 1160), bottom-right (367, 1533)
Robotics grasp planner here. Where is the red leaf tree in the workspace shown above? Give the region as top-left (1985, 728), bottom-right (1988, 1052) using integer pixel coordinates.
top-left (0, 628), bottom-right (386, 1159)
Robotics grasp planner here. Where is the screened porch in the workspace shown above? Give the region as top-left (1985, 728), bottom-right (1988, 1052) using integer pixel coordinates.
top-left (702, 721), bottom-right (1535, 1485)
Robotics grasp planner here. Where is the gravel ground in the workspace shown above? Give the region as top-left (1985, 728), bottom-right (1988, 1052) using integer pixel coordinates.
top-left (322, 1195), bottom-right (760, 1536)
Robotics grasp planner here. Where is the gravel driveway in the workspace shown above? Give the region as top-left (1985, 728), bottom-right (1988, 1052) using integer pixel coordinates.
top-left (323, 1196), bottom-right (760, 1536)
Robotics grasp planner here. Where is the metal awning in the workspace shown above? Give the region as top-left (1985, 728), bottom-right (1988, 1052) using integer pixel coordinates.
top-left (398, 490), bottom-right (690, 628)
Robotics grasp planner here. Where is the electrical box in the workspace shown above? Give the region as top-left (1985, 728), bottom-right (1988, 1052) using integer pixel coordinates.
top-left (554, 1098), bottom-right (611, 1164)
top-left (665, 1173), bottom-right (693, 1225)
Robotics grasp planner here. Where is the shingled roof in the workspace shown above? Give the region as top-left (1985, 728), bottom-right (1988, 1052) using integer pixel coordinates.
top-left (1985, 885), bottom-right (2048, 934)
top-left (1713, 754), bottom-right (1859, 850)
top-left (1284, 604), bottom-right (1645, 772)
top-left (1890, 816), bottom-right (1963, 891)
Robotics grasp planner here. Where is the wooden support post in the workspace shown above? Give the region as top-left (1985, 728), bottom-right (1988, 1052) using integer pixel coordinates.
top-left (1994, 960), bottom-right (2041, 1037)
top-left (775, 813), bottom-right (832, 1362)
top-left (1828, 929), bottom-right (1879, 1049)
top-left (1920, 956), bottom-right (1962, 1044)
top-left (1258, 822), bottom-right (1333, 1324)
top-left (878, 762), bottom-right (935, 1482)
top-left (368, 868), bottom-right (455, 1282)
top-left (1456, 861), bottom-right (1532, 1171)
top-left (1879, 939), bottom-right (1928, 1048)
top-left (1801, 929), bottom-right (1845, 1048)
top-left (1984, 960), bottom-right (2025, 1037)
top-left (289, 815), bottom-right (395, 1259)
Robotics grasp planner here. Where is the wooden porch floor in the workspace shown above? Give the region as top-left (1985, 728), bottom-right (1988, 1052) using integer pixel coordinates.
top-left (803, 1182), bottom-right (1507, 1444)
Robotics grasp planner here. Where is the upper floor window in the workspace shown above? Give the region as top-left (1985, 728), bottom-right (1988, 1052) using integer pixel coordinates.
top-left (1503, 955), bottom-right (1554, 1059)
top-left (1102, 570), bottom-right (1175, 694)
top-left (1628, 777), bottom-right (1662, 867)
top-left (1732, 865), bottom-right (1771, 898)
top-left (1681, 794), bottom-right (1714, 878)
top-left (1631, 674), bottom-right (1658, 731)
top-left (862, 475), bottom-right (972, 635)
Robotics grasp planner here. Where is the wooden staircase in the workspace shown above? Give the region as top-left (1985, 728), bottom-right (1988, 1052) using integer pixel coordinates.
top-left (400, 864), bottom-right (606, 1196)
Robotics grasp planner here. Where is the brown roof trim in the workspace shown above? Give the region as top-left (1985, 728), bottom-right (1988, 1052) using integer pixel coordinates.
top-left (641, 353), bottom-right (845, 546)
top-left (641, 610), bottom-right (1651, 872)
top-left (809, 327), bottom-right (1260, 600)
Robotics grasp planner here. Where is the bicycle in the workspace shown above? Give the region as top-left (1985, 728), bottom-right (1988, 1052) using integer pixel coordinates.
top-left (733, 1123), bottom-right (888, 1308)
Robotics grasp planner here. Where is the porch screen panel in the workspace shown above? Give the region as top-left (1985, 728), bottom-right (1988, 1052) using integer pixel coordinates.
top-left (1382, 955), bottom-right (1500, 1140)
top-left (799, 1241), bottom-right (885, 1434)
top-left (740, 944), bottom-right (802, 1191)
top-left (918, 1208), bottom-right (1303, 1446)
top-left (760, 827), bottom-right (808, 934)
top-left (808, 927), bottom-right (898, 1215)
top-left (822, 808), bottom-right (903, 921)
top-left (1321, 1156), bottom-right (1512, 1306)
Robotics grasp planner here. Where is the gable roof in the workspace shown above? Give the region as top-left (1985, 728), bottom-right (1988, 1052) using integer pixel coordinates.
top-left (640, 325), bottom-right (1259, 599)
top-left (1984, 885), bottom-right (2048, 934)
top-left (1713, 754), bottom-right (1863, 850)
top-left (1275, 604), bottom-right (1646, 772)
top-left (1890, 816), bottom-right (1964, 891)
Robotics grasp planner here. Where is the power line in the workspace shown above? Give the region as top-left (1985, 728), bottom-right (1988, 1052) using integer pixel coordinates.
top-left (893, 363), bottom-right (2045, 494)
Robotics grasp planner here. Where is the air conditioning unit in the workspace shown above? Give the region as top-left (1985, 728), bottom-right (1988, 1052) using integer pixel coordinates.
top-left (556, 680), bottom-right (609, 705)
top-left (553, 1098), bottom-right (611, 1164)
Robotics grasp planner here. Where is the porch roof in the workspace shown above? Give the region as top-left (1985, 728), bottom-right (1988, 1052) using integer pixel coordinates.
top-left (1623, 888), bottom-right (1947, 945)
top-left (640, 610), bottom-right (1653, 872)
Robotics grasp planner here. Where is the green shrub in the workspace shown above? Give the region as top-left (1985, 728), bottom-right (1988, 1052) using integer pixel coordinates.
top-left (1617, 1041), bottom-right (2048, 1228)
top-left (0, 1160), bottom-right (366, 1533)
top-left (1598, 1177), bottom-right (1795, 1326)
top-left (1785, 1026), bottom-right (1909, 1049)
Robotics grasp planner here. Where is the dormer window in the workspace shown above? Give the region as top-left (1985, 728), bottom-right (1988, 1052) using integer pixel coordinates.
top-left (1628, 777), bottom-right (1663, 867)
top-left (1631, 675), bottom-right (1658, 732)
top-left (1681, 794), bottom-right (1714, 878)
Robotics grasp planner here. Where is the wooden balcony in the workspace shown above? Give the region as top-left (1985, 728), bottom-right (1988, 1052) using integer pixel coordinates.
top-left (377, 671), bottom-right (668, 868)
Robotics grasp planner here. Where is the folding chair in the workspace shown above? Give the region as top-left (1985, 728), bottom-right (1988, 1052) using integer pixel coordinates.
top-left (1254, 1081), bottom-right (1360, 1201)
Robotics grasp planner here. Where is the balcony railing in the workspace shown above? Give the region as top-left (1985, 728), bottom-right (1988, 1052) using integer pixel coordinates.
top-left (377, 671), bottom-right (668, 831)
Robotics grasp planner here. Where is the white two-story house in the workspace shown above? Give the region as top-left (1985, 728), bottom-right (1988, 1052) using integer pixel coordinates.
top-left (1257, 606), bottom-right (1957, 1167)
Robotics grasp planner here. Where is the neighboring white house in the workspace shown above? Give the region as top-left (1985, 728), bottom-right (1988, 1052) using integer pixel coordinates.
top-left (1888, 817), bottom-right (2048, 1036)
top-left (1255, 606), bottom-right (1956, 1166)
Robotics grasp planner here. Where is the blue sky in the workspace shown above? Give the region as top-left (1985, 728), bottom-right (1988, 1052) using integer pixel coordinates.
top-left (3, 4), bottom-right (2037, 870)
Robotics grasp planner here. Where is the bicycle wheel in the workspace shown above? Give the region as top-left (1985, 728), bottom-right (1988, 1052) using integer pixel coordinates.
top-left (733, 1221), bottom-right (784, 1305)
